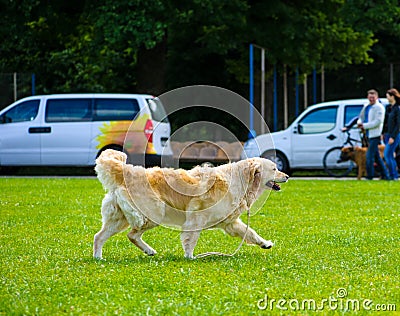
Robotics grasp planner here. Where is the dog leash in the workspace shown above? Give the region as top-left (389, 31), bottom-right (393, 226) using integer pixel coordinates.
top-left (193, 207), bottom-right (251, 259)
top-left (193, 169), bottom-right (256, 259)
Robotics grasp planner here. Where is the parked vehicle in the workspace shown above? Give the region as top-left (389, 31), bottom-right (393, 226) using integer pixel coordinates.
top-left (241, 99), bottom-right (389, 174)
top-left (0, 94), bottom-right (173, 167)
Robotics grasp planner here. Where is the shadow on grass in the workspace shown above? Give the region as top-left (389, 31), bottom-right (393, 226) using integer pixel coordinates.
top-left (0, 166), bottom-right (96, 176)
top-left (77, 249), bottom-right (268, 266)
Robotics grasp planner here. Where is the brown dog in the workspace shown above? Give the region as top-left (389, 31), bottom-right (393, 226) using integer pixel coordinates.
top-left (340, 145), bottom-right (385, 180)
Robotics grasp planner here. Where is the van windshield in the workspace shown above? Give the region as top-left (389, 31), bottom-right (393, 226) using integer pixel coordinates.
top-left (146, 98), bottom-right (169, 123)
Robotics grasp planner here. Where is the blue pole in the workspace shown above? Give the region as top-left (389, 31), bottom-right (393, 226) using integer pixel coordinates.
top-left (313, 67), bottom-right (317, 104)
top-left (249, 44), bottom-right (254, 135)
top-left (31, 73), bottom-right (36, 95)
top-left (295, 67), bottom-right (299, 117)
top-left (273, 64), bottom-right (278, 132)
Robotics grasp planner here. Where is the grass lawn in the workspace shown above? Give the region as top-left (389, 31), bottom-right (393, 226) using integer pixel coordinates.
top-left (0, 178), bottom-right (399, 315)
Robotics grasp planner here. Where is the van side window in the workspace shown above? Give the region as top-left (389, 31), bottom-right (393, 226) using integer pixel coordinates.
top-left (94, 99), bottom-right (140, 121)
top-left (45, 99), bottom-right (92, 122)
top-left (298, 106), bottom-right (337, 134)
top-left (1, 100), bottom-right (40, 124)
top-left (344, 105), bottom-right (363, 127)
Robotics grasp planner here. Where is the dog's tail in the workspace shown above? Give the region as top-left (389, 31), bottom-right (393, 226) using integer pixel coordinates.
top-left (95, 149), bottom-right (126, 191)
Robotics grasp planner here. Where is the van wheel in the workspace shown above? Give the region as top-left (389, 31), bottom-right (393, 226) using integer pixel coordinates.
top-left (261, 150), bottom-right (290, 174)
top-left (97, 145), bottom-right (124, 158)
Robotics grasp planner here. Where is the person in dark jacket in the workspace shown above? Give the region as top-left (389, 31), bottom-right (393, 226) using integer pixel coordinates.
top-left (383, 88), bottom-right (400, 180)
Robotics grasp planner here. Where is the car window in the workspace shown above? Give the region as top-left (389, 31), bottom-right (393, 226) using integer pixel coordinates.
top-left (298, 106), bottom-right (337, 134)
top-left (344, 105), bottom-right (363, 127)
top-left (1, 100), bottom-right (40, 124)
top-left (94, 99), bottom-right (140, 121)
top-left (46, 99), bottom-right (92, 122)
top-left (146, 98), bottom-right (169, 123)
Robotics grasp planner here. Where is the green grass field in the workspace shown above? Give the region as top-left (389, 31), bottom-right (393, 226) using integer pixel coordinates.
top-left (1, 178), bottom-right (399, 315)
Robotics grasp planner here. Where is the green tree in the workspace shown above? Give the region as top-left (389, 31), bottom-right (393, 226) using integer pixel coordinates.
top-left (165, 0), bottom-right (248, 90)
top-left (1, 0), bottom-right (399, 98)
top-left (247, 0), bottom-right (377, 72)
top-left (340, 0), bottom-right (400, 63)
top-left (0, 0), bottom-right (88, 90)
top-left (43, 0), bottom-right (168, 93)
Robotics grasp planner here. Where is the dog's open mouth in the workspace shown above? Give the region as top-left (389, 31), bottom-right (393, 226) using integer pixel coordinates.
top-left (266, 181), bottom-right (281, 191)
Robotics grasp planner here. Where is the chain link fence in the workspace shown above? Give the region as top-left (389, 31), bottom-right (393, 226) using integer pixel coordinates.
top-left (0, 73), bottom-right (34, 110)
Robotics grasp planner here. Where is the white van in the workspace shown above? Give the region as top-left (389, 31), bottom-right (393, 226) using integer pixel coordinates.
top-left (0, 94), bottom-right (173, 167)
top-left (242, 98), bottom-right (389, 173)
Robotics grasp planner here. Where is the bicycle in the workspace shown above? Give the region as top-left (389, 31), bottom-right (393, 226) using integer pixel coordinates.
top-left (323, 130), bottom-right (363, 177)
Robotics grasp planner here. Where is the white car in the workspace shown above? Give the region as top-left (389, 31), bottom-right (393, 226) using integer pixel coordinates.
top-left (242, 99), bottom-right (388, 174)
top-left (0, 94), bottom-right (173, 167)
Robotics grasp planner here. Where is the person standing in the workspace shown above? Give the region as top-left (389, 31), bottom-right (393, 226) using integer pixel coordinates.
top-left (357, 89), bottom-right (390, 180)
top-left (383, 88), bottom-right (400, 180)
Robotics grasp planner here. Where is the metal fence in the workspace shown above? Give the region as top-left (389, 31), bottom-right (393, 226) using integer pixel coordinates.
top-left (0, 73), bottom-right (35, 110)
top-left (251, 62), bottom-right (400, 132)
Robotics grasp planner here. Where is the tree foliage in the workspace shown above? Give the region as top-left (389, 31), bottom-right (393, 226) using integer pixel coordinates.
top-left (248, 0), bottom-right (378, 73)
top-left (0, 0), bottom-right (399, 95)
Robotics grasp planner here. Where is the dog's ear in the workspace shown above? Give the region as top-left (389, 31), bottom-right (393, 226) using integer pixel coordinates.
top-left (342, 146), bottom-right (353, 153)
top-left (250, 159), bottom-right (262, 175)
top-left (249, 159), bottom-right (262, 191)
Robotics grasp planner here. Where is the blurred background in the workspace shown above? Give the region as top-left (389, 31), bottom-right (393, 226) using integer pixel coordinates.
top-left (1, 0), bottom-right (399, 136)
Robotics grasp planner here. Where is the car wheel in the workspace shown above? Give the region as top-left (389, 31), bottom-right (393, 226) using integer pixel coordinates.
top-left (261, 150), bottom-right (290, 174)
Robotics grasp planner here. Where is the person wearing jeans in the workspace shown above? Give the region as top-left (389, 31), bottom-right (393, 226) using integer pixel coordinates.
top-left (383, 88), bottom-right (400, 180)
top-left (357, 89), bottom-right (390, 180)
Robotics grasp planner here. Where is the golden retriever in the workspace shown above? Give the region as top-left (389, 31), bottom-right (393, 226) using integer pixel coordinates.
top-left (340, 145), bottom-right (385, 180)
top-left (93, 149), bottom-right (289, 259)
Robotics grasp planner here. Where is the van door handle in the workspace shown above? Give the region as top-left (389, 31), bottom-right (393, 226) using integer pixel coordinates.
top-left (327, 134), bottom-right (337, 140)
top-left (29, 127), bottom-right (51, 134)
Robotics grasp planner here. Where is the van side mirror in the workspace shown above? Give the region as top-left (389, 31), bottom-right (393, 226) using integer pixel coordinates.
top-left (295, 123), bottom-right (304, 134)
top-left (0, 115), bottom-right (12, 124)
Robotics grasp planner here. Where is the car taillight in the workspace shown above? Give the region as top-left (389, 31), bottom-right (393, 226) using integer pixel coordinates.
top-left (144, 119), bottom-right (153, 143)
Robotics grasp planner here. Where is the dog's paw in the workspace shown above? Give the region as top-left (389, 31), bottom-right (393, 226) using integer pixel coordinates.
top-left (261, 240), bottom-right (274, 249)
top-left (184, 253), bottom-right (195, 260)
top-left (145, 248), bottom-right (157, 256)
top-left (93, 253), bottom-right (103, 260)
